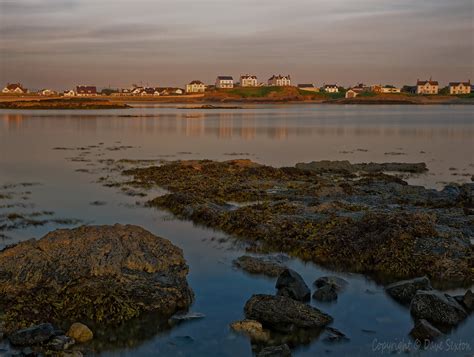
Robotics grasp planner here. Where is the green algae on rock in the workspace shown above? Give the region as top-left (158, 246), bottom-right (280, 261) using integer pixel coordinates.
top-left (123, 159), bottom-right (473, 286)
top-left (0, 224), bottom-right (193, 332)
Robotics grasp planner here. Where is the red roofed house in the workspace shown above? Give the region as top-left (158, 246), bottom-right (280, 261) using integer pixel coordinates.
top-left (76, 86), bottom-right (97, 96)
top-left (449, 81), bottom-right (471, 95)
top-left (416, 79), bottom-right (438, 95)
top-left (2, 83), bottom-right (28, 94)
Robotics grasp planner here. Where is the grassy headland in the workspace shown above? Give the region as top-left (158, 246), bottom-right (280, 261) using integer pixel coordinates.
top-left (0, 98), bottom-right (130, 110)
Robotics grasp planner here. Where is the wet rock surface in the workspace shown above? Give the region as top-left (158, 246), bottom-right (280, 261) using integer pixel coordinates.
top-left (296, 160), bottom-right (428, 174)
top-left (275, 269), bottom-right (311, 302)
top-left (409, 319), bottom-right (443, 342)
top-left (410, 290), bottom-right (468, 326)
top-left (8, 323), bottom-right (56, 346)
top-left (230, 319), bottom-right (270, 342)
top-left (124, 160), bottom-right (473, 285)
top-left (312, 285), bottom-right (338, 302)
top-left (313, 276), bottom-right (348, 292)
top-left (233, 255), bottom-right (286, 277)
top-left (257, 344), bottom-right (292, 357)
top-left (385, 276), bottom-right (433, 304)
top-left (0, 224), bottom-right (193, 332)
top-left (244, 294), bottom-right (332, 333)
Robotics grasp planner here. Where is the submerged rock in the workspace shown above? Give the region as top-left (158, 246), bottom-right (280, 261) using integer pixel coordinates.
top-left (8, 323), bottom-right (55, 346)
top-left (385, 277), bottom-right (432, 304)
top-left (168, 312), bottom-right (205, 326)
top-left (322, 327), bottom-right (349, 343)
top-left (230, 319), bottom-right (270, 342)
top-left (47, 334), bottom-right (75, 350)
top-left (410, 290), bottom-right (467, 326)
top-left (244, 294), bottom-right (332, 333)
top-left (67, 323), bottom-right (93, 343)
top-left (314, 276), bottom-right (348, 292)
top-left (233, 255), bottom-right (286, 277)
top-left (313, 285), bottom-right (338, 302)
top-left (0, 224), bottom-right (193, 331)
top-left (409, 319), bottom-right (443, 342)
top-left (275, 269), bottom-right (311, 302)
top-left (257, 344), bottom-right (292, 357)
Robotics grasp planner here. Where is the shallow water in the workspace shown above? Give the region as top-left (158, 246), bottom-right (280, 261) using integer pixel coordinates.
top-left (0, 104), bottom-right (473, 356)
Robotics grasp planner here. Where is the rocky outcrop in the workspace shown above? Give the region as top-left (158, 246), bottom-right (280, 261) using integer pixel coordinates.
top-left (462, 290), bottom-right (474, 311)
top-left (385, 277), bottom-right (432, 304)
top-left (410, 290), bottom-right (467, 326)
top-left (313, 285), bottom-right (338, 302)
top-left (0, 224), bottom-right (193, 331)
top-left (230, 319), bottom-right (270, 342)
top-left (8, 323), bottom-right (56, 346)
top-left (67, 323), bottom-right (93, 343)
top-left (244, 294), bottom-right (332, 333)
top-left (409, 319), bottom-right (443, 342)
top-left (296, 160), bottom-right (427, 174)
top-left (275, 269), bottom-right (310, 302)
top-left (257, 344), bottom-right (292, 357)
top-left (233, 255), bottom-right (286, 277)
top-left (314, 276), bottom-right (348, 292)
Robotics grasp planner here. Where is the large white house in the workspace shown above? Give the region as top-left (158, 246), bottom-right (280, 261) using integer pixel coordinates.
top-left (240, 75), bottom-right (258, 87)
top-left (186, 80), bottom-right (206, 93)
top-left (216, 76), bottom-right (234, 89)
top-left (449, 81), bottom-right (471, 95)
top-left (268, 75), bottom-right (291, 86)
top-left (416, 79), bottom-right (438, 95)
top-left (323, 84), bottom-right (339, 93)
top-left (2, 83), bottom-right (28, 94)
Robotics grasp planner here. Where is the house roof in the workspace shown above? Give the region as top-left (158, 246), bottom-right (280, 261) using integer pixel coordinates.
top-left (5, 83), bottom-right (26, 91)
top-left (449, 81), bottom-right (470, 86)
top-left (417, 80), bottom-right (438, 86)
top-left (269, 75), bottom-right (291, 80)
top-left (241, 75), bottom-right (257, 79)
top-left (324, 84), bottom-right (337, 88)
top-left (217, 76), bottom-right (233, 80)
top-left (76, 85), bottom-right (97, 92)
top-left (189, 80), bottom-right (204, 85)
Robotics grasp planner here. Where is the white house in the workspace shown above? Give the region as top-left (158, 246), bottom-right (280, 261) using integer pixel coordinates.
top-left (381, 86), bottom-right (401, 94)
top-left (63, 90), bottom-right (76, 97)
top-left (416, 79), bottom-right (438, 95)
top-left (186, 80), bottom-right (206, 93)
top-left (40, 89), bottom-right (57, 96)
top-left (240, 75), bottom-right (258, 87)
top-left (2, 83), bottom-right (28, 94)
top-left (449, 81), bottom-right (471, 95)
top-left (323, 84), bottom-right (339, 93)
top-left (216, 76), bottom-right (234, 89)
top-left (268, 75), bottom-right (291, 86)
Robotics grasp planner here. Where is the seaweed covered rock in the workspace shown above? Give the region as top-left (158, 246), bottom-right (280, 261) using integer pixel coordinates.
top-left (244, 294), bottom-right (332, 333)
top-left (275, 269), bottom-right (311, 302)
top-left (257, 344), bottom-right (292, 357)
top-left (233, 255), bottom-right (286, 277)
top-left (385, 277), bottom-right (432, 304)
top-left (0, 224), bottom-right (193, 331)
top-left (410, 291), bottom-right (467, 326)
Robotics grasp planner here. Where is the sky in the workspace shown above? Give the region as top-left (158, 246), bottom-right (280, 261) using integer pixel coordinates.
top-left (0, 0), bottom-right (473, 90)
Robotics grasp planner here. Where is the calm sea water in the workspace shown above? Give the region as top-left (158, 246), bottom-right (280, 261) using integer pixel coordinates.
top-left (0, 104), bottom-right (473, 356)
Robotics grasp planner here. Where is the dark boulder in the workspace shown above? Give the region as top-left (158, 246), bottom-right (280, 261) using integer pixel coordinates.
top-left (8, 323), bottom-right (55, 346)
top-left (233, 255), bottom-right (286, 277)
top-left (410, 290), bottom-right (467, 326)
top-left (313, 285), bottom-right (338, 302)
top-left (275, 269), bottom-right (310, 302)
top-left (0, 224), bottom-right (193, 332)
top-left (314, 276), bottom-right (348, 292)
top-left (385, 277), bottom-right (432, 304)
top-left (409, 319), bottom-right (443, 342)
top-left (244, 294), bottom-right (332, 333)
top-left (462, 290), bottom-right (474, 311)
top-left (322, 327), bottom-right (349, 343)
top-left (257, 344), bottom-right (292, 357)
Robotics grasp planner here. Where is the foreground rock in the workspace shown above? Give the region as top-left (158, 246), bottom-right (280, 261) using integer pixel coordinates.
top-left (314, 276), bottom-right (348, 292)
top-left (0, 224), bottom-right (193, 331)
top-left (296, 160), bottom-right (428, 174)
top-left (230, 319), bottom-right (270, 342)
top-left (67, 323), bottom-right (93, 343)
top-left (275, 269), bottom-right (310, 302)
top-left (8, 323), bottom-right (56, 346)
top-left (257, 344), bottom-right (292, 357)
top-left (461, 290), bottom-right (474, 311)
top-left (385, 277), bottom-right (432, 304)
top-left (410, 291), bottom-right (468, 326)
top-left (233, 255), bottom-right (286, 277)
top-left (313, 285), bottom-right (338, 302)
top-left (244, 294), bottom-right (332, 333)
top-left (409, 319), bottom-right (443, 342)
